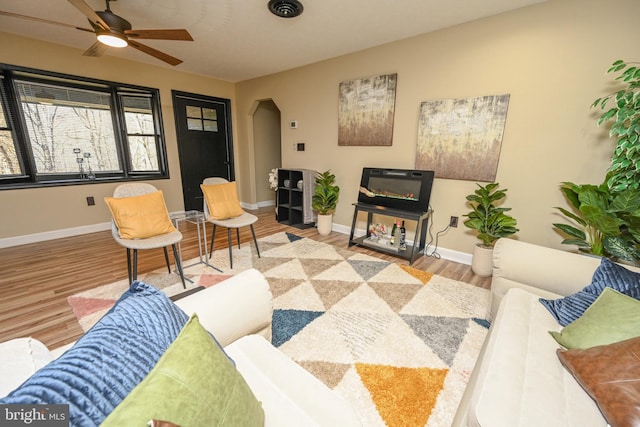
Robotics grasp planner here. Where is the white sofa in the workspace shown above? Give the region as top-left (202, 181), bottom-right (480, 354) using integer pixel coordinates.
top-left (0, 269), bottom-right (361, 427)
top-left (453, 238), bottom-right (640, 427)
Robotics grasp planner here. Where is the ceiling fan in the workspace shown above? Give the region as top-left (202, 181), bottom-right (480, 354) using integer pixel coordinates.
top-left (0, 0), bottom-right (193, 66)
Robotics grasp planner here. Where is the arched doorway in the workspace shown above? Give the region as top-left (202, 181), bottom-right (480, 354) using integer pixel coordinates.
top-left (252, 99), bottom-right (282, 206)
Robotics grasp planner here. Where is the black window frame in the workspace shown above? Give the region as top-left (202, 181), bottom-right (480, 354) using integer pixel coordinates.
top-left (0, 63), bottom-right (169, 190)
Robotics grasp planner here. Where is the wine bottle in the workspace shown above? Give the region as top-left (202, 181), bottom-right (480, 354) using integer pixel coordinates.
top-left (390, 220), bottom-right (397, 245)
top-left (393, 220), bottom-right (401, 248)
top-left (399, 220), bottom-right (406, 250)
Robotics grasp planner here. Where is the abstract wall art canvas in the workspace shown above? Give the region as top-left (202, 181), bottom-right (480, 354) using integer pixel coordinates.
top-left (415, 94), bottom-right (510, 181)
top-left (338, 73), bottom-right (397, 146)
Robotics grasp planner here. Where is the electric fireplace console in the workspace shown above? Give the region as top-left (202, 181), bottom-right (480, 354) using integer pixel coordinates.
top-left (348, 167), bottom-right (435, 264)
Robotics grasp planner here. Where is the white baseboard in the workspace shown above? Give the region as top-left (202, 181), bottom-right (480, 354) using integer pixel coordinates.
top-left (332, 223), bottom-right (352, 235)
top-left (332, 224), bottom-right (472, 265)
top-left (0, 213), bottom-right (472, 266)
top-left (0, 222), bottom-right (112, 249)
top-left (431, 247), bottom-right (472, 265)
top-left (243, 200), bottom-right (275, 211)
top-left (0, 204), bottom-right (273, 249)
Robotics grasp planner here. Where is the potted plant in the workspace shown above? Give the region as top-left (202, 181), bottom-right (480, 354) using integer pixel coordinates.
top-left (592, 60), bottom-right (640, 192)
top-left (312, 170), bottom-right (340, 236)
top-left (551, 59), bottom-right (640, 265)
top-left (553, 181), bottom-right (640, 264)
top-left (463, 182), bottom-right (519, 276)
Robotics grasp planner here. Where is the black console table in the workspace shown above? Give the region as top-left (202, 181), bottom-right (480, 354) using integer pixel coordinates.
top-left (348, 203), bottom-right (431, 265)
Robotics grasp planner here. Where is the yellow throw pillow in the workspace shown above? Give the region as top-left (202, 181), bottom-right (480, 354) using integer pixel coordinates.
top-left (201, 182), bottom-right (244, 220)
top-left (105, 190), bottom-right (176, 239)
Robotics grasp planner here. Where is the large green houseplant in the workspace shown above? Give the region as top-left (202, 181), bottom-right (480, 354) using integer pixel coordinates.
top-left (551, 59), bottom-right (640, 265)
top-left (592, 59), bottom-right (640, 192)
top-left (553, 181), bottom-right (640, 264)
top-left (463, 182), bottom-right (519, 247)
top-left (312, 170), bottom-right (340, 236)
top-left (463, 182), bottom-right (518, 276)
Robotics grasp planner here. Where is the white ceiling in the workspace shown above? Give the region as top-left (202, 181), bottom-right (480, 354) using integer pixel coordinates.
top-left (0, 0), bottom-right (547, 82)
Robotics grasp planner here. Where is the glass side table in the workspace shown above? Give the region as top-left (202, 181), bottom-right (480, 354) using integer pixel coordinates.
top-left (170, 210), bottom-right (221, 281)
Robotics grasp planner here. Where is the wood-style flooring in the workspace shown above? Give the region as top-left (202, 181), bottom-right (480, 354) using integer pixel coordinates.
top-left (0, 207), bottom-right (490, 350)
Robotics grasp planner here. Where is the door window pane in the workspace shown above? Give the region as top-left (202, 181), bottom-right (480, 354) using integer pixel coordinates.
top-left (185, 105), bottom-right (218, 132)
top-left (186, 106), bottom-right (201, 118)
top-left (187, 118), bottom-right (203, 130)
top-left (202, 108), bottom-right (217, 120)
top-left (203, 120), bottom-right (218, 132)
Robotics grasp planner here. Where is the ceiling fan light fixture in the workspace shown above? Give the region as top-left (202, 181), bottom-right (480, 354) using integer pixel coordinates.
top-left (97, 31), bottom-right (128, 48)
top-left (268, 0), bottom-right (304, 18)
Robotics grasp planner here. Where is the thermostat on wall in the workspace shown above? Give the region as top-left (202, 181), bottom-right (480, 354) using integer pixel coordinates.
top-left (289, 120), bottom-right (298, 129)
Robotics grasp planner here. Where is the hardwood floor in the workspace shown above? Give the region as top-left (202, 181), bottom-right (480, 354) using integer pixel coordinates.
top-left (0, 207), bottom-right (490, 350)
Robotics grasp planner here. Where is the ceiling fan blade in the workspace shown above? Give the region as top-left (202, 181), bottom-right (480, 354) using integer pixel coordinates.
top-left (128, 39), bottom-right (183, 66)
top-left (0, 10), bottom-right (93, 32)
top-left (67, 0), bottom-right (109, 31)
top-left (82, 41), bottom-right (108, 57)
top-left (125, 29), bottom-right (193, 41)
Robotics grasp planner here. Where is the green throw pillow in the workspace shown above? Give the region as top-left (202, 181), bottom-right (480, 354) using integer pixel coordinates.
top-left (550, 287), bottom-right (640, 350)
top-left (102, 314), bottom-right (264, 427)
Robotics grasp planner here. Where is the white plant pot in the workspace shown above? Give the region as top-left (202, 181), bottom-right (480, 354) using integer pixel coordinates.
top-left (316, 214), bottom-right (333, 236)
top-left (471, 244), bottom-right (494, 277)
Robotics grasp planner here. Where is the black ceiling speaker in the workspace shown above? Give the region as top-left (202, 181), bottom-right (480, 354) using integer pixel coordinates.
top-left (268, 0), bottom-right (304, 18)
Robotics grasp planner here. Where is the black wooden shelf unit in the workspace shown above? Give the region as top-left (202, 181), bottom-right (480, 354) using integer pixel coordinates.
top-left (276, 169), bottom-right (314, 229)
top-left (348, 203), bottom-right (431, 265)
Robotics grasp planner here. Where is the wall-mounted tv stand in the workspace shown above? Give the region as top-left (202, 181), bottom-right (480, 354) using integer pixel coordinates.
top-left (348, 203), bottom-right (431, 265)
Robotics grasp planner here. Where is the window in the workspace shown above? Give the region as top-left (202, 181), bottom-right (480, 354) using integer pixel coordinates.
top-left (0, 82), bottom-right (21, 177)
top-left (0, 64), bottom-right (168, 189)
top-left (185, 105), bottom-right (218, 132)
top-left (123, 95), bottom-right (160, 171)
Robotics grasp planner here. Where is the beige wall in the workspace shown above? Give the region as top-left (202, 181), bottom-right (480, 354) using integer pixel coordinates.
top-left (2, 0), bottom-right (638, 256)
top-left (0, 32), bottom-right (237, 239)
top-left (236, 0), bottom-right (639, 253)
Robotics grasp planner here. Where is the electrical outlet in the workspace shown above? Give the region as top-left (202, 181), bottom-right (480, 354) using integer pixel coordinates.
top-left (449, 216), bottom-right (458, 227)
top-left (86, 196), bottom-right (95, 206)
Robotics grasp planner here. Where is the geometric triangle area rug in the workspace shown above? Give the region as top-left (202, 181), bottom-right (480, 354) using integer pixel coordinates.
top-left (68, 231), bottom-right (491, 427)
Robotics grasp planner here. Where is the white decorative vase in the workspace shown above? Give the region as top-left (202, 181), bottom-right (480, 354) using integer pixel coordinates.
top-left (471, 244), bottom-right (494, 277)
top-left (316, 214), bottom-right (333, 236)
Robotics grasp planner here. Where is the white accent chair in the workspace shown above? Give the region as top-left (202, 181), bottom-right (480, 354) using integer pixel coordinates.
top-left (202, 177), bottom-right (261, 269)
top-left (110, 183), bottom-right (186, 287)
